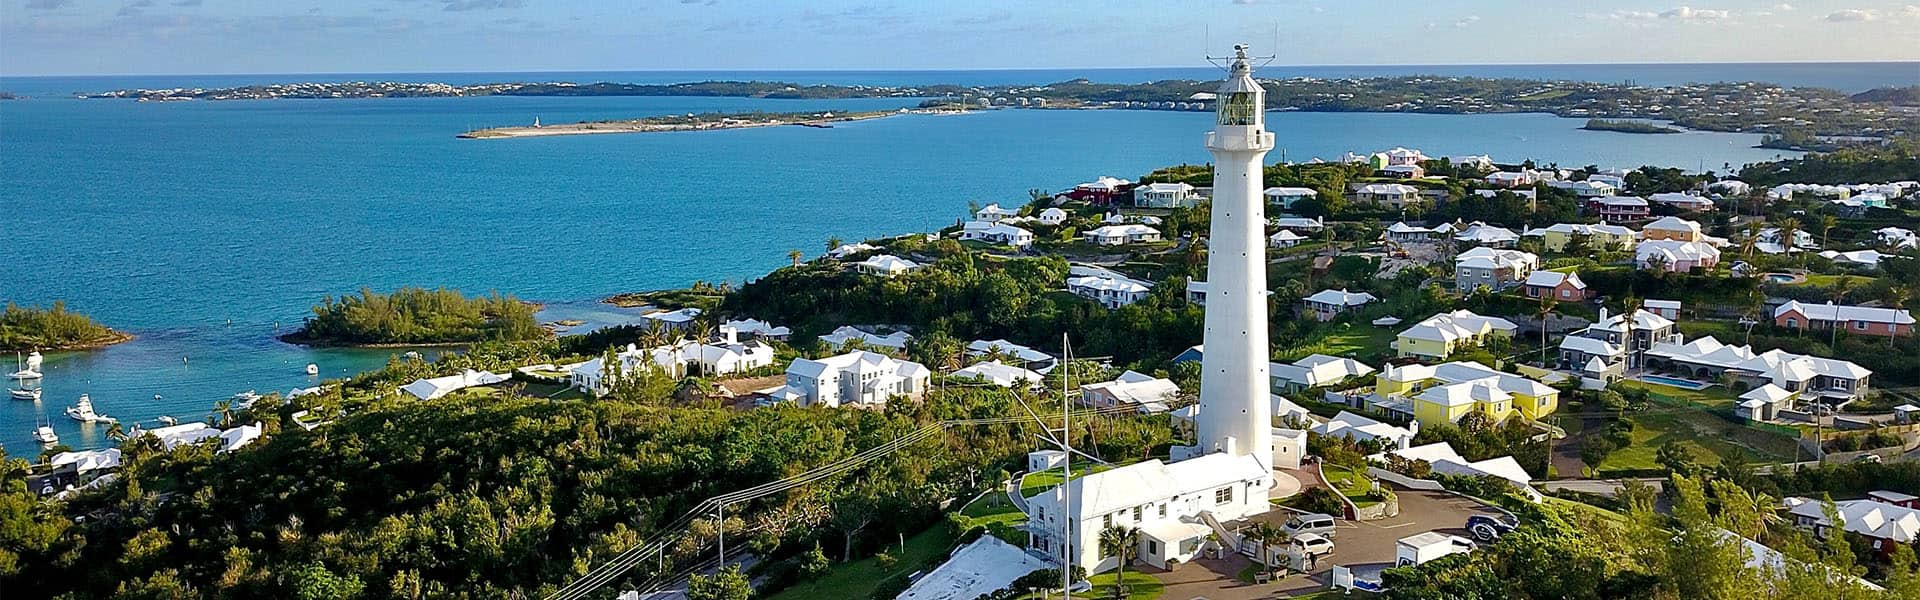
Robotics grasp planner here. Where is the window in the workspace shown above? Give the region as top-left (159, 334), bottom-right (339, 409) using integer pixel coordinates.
top-left (1215, 487), bottom-right (1233, 505)
top-left (1856, 320), bottom-right (1869, 330)
top-left (1133, 507), bottom-right (1143, 522)
top-left (1159, 503), bottom-right (1168, 519)
top-left (1217, 91), bottom-right (1259, 126)
top-left (1103, 513), bottom-right (1113, 528)
top-left (1787, 318), bottom-right (1798, 328)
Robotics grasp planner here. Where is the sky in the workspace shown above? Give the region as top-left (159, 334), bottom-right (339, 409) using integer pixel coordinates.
top-left (2, 0), bottom-right (1919, 76)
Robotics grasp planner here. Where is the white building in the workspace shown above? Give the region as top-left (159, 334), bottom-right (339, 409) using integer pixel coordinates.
top-left (1081, 370), bottom-right (1181, 412)
top-left (1357, 183), bottom-right (1422, 207)
top-left (639, 307), bottom-right (703, 331)
top-left (769, 350), bottom-right (929, 408)
top-left (1452, 222), bottom-right (1520, 248)
top-left (966, 339), bottom-right (1056, 372)
top-left (1454, 247), bottom-right (1540, 292)
top-left (1083, 224), bottom-right (1162, 246)
top-left (1636, 239), bottom-right (1721, 272)
top-left (1270, 354), bottom-right (1375, 392)
top-left (1300, 288), bottom-right (1378, 321)
top-left (975, 203), bottom-right (1013, 222)
top-left (959, 221), bottom-right (1035, 248)
top-left (1134, 182), bottom-right (1200, 208)
top-left (819, 325), bottom-right (913, 352)
top-left (722, 318), bottom-right (791, 341)
top-left (1067, 274), bottom-right (1152, 308)
top-left (1648, 192), bottom-right (1715, 211)
top-left (951, 360), bottom-right (1046, 389)
top-left (401, 369), bottom-right (510, 401)
top-left (1311, 411), bottom-right (1415, 450)
top-left (1263, 187), bottom-right (1317, 209)
top-left (1038, 207), bottom-right (1069, 225)
top-left (1645, 336), bottom-right (1872, 401)
top-left (1271, 216), bottom-right (1325, 232)
top-left (827, 242), bottom-right (879, 259)
top-left (857, 254), bottom-right (921, 276)
top-left (1269, 229), bottom-right (1307, 248)
top-left (1024, 453), bottom-right (1272, 572)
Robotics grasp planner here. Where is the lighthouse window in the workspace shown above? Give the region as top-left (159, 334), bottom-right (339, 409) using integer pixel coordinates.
top-left (1218, 91), bottom-right (1258, 126)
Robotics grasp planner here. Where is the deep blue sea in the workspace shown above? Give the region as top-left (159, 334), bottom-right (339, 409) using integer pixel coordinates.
top-left (2, 63), bottom-right (1906, 453)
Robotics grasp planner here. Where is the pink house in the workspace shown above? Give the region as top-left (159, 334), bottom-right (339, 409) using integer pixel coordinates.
top-left (1773, 301), bottom-right (1915, 337)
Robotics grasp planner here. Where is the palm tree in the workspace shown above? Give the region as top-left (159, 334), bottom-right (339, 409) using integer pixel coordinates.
top-left (1619, 296), bottom-right (1644, 369)
top-left (1740, 220), bottom-right (1763, 258)
top-left (1819, 214), bottom-right (1837, 251)
top-left (1246, 522), bottom-right (1288, 579)
top-left (1536, 296), bottom-right (1559, 367)
top-left (825, 237), bottom-right (843, 253)
top-left (1887, 286), bottom-right (1911, 346)
top-left (787, 249), bottom-right (802, 267)
top-left (1775, 217), bottom-right (1802, 265)
top-left (640, 321), bottom-right (668, 349)
top-left (1098, 526), bottom-right (1140, 594)
top-left (1829, 276), bottom-right (1855, 347)
top-left (105, 422), bottom-right (127, 442)
top-left (213, 399), bottom-right (235, 429)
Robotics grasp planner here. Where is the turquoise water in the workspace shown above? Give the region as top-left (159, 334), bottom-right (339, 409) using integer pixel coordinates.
top-left (1639, 375), bottom-right (1712, 390)
top-left (0, 82), bottom-right (1800, 452)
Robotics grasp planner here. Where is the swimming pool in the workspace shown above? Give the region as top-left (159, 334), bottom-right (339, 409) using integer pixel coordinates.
top-left (1638, 375), bottom-right (1712, 390)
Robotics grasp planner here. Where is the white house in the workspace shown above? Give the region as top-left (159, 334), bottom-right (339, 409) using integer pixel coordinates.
top-left (770, 350), bottom-right (930, 408)
top-left (819, 325), bottom-right (913, 352)
top-left (722, 318), bottom-right (791, 341)
top-left (1300, 288), bottom-right (1378, 321)
top-left (1311, 411), bottom-right (1415, 450)
top-left (1083, 224), bottom-right (1162, 246)
top-left (1271, 217), bottom-right (1325, 232)
top-left (1372, 441), bottom-right (1535, 496)
top-left (857, 254), bottom-right (921, 276)
top-left (1024, 452), bottom-right (1272, 573)
top-left (402, 369), bottom-right (510, 401)
top-left (1264, 187), bottom-right (1318, 209)
top-left (975, 203), bottom-right (1013, 222)
top-left (1820, 249), bottom-right (1890, 269)
top-left (1357, 183), bottom-right (1422, 207)
top-left (1452, 222), bottom-right (1520, 248)
top-left (1645, 336), bottom-right (1872, 401)
top-left (141, 422), bottom-right (223, 451)
top-left (1269, 229), bottom-right (1307, 248)
top-left (639, 307), bottom-right (703, 331)
top-left (952, 360), bottom-right (1046, 389)
top-left (966, 339), bottom-right (1056, 372)
top-left (959, 221), bottom-right (1035, 248)
top-left (1068, 274), bottom-right (1152, 308)
top-left (1648, 192), bottom-right (1715, 211)
top-left (1038, 207), bottom-right (1070, 225)
top-left (1271, 354), bottom-right (1375, 392)
top-left (1636, 239), bottom-right (1721, 272)
top-left (1134, 182), bottom-right (1199, 208)
top-left (1549, 180), bottom-right (1617, 197)
top-left (1876, 227), bottom-right (1917, 250)
top-left (1081, 370), bottom-right (1181, 412)
top-left (1455, 247), bottom-right (1540, 292)
top-left (827, 242), bottom-right (880, 259)
top-left (1485, 171), bottom-right (1535, 187)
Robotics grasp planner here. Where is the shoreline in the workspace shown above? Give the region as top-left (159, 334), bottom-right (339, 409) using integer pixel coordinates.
top-left (2, 329), bottom-right (137, 353)
top-left (458, 109), bottom-right (956, 139)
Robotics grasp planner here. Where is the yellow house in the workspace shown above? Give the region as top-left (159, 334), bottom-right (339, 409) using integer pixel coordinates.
top-left (1534, 223), bottom-right (1637, 253)
top-left (1394, 310), bottom-right (1519, 360)
top-left (1380, 361), bottom-right (1559, 427)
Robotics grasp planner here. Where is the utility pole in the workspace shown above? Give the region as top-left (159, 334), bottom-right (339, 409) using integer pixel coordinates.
top-left (1060, 332), bottom-right (1073, 600)
top-left (717, 502), bottom-right (726, 567)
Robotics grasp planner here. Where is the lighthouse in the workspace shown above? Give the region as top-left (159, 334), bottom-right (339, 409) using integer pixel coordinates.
top-left (1195, 44), bottom-right (1275, 465)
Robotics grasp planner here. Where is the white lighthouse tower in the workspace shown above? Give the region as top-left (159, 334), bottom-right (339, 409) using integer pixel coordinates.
top-left (1195, 44), bottom-right (1275, 465)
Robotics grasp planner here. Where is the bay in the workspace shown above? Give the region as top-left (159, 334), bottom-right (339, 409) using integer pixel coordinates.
top-left (0, 86), bottom-right (1799, 452)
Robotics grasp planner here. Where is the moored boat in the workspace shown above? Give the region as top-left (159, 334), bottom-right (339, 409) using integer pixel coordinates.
top-left (32, 425), bottom-right (58, 444)
top-left (10, 387), bottom-right (41, 400)
top-left (65, 394), bottom-right (117, 424)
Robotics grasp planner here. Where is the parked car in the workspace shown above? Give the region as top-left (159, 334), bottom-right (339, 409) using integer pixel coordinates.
top-left (1283, 512), bottom-right (1339, 539)
top-left (1287, 532), bottom-right (1336, 568)
top-left (1466, 514), bottom-right (1518, 542)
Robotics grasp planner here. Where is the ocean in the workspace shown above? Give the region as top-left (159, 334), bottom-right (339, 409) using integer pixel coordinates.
top-left (1, 63), bottom-right (1897, 452)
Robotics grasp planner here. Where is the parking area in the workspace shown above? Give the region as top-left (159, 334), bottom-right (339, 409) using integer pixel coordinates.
top-left (1150, 486), bottom-right (1499, 600)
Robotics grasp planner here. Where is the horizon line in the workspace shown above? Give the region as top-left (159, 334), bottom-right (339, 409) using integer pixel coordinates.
top-left (5, 59), bottom-right (1918, 80)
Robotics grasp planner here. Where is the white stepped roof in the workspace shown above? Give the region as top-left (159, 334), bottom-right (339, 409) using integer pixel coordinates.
top-left (1774, 300), bottom-right (1914, 325)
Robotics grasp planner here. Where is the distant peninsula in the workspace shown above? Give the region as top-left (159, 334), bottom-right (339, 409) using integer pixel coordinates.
top-left (83, 78), bottom-right (1920, 139)
top-left (1582, 118), bottom-right (1682, 134)
top-left (458, 109), bottom-right (952, 139)
top-left (0, 302), bottom-right (132, 352)
top-left (280, 287), bottom-right (547, 347)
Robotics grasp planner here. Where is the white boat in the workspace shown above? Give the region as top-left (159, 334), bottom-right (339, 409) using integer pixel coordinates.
top-left (32, 424), bottom-right (57, 445)
top-left (7, 352), bottom-right (42, 380)
top-left (9, 387), bottom-right (40, 401)
top-left (157, 415), bottom-right (178, 426)
top-left (306, 363), bottom-right (320, 375)
top-left (65, 394), bottom-right (117, 424)
top-left (233, 390), bottom-right (261, 404)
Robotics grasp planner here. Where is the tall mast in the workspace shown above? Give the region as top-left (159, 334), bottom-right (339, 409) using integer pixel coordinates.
top-left (1059, 332), bottom-right (1072, 599)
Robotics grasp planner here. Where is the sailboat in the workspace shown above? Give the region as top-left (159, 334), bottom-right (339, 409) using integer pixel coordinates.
top-left (7, 352), bottom-right (43, 380)
top-left (9, 387), bottom-right (40, 401)
top-left (65, 394), bottom-right (117, 424)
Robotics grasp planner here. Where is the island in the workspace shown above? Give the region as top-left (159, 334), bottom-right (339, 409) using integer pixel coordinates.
top-left (0, 302), bottom-right (131, 352)
top-left (278, 286), bottom-right (546, 346)
top-left (458, 109), bottom-right (939, 139)
top-left (83, 77), bottom-right (1920, 139)
top-left (1581, 118), bottom-right (1682, 134)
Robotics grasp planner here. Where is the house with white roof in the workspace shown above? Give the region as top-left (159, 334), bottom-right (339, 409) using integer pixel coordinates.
top-left (1103, 212), bottom-right (1163, 226)
top-left (1585, 196), bottom-right (1650, 223)
top-left (722, 318), bottom-right (791, 341)
top-left (1454, 247), bottom-right (1539, 292)
top-left (1485, 171), bottom-right (1535, 187)
top-left (1645, 335), bottom-right (1872, 402)
top-left (1312, 411), bottom-right (1415, 450)
top-left (952, 360), bottom-right (1046, 389)
top-left (959, 221), bottom-right (1035, 248)
top-left (857, 254), bottom-right (921, 276)
top-left (966, 339), bottom-right (1056, 372)
top-left (827, 242), bottom-right (880, 259)
top-left (1647, 192), bottom-right (1715, 212)
top-left (1548, 179), bottom-right (1617, 198)
top-left (1064, 176), bottom-right (1133, 204)
top-left (1133, 182), bottom-right (1199, 208)
top-left (1371, 146), bottom-right (1428, 167)
top-left (819, 325), bottom-right (913, 351)
top-left (1372, 441), bottom-right (1537, 498)
top-left (1735, 383), bottom-right (1795, 421)
top-left (1380, 164), bottom-right (1426, 179)
top-left (49, 448), bottom-right (122, 474)
top-left (1081, 370), bottom-right (1181, 413)
top-left (639, 307), bottom-right (703, 331)
top-left (1785, 494), bottom-right (1920, 557)
top-left (1643, 299), bottom-right (1682, 319)
top-left (1558, 308), bottom-right (1677, 378)
top-left (1523, 270), bottom-right (1589, 302)
top-left (1068, 274), bottom-right (1152, 308)
top-left (1394, 310), bottom-right (1518, 360)
top-left (1300, 288), bottom-right (1378, 321)
top-left (1263, 187), bottom-right (1317, 209)
top-left (1384, 221), bottom-right (1436, 243)
top-left (1357, 183), bottom-right (1422, 208)
top-left (975, 203), bottom-right (1013, 222)
top-left (141, 422), bottom-right (224, 450)
top-left (1819, 249), bottom-right (1890, 269)
top-left (1083, 224), bottom-right (1163, 246)
top-left (569, 335), bottom-right (773, 395)
top-left (402, 369), bottom-right (510, 401)
top-left (1756, 227), bottom-right (1817, 253)
top-left (1271, 354), bottom-right (1375, 392)
top-left (1271, 217), bottom-right (1325, 232)
top-left (1378, 361), bottom-right (1559, 426)
top-left (1635, 239), bottom-right (1720, 273)
top-left (1038, 207), bottom-right (1069, 225)
top-left (768, 350), bottom-right (929, 408)
top-left (1452, 222), bottom-right (1520, 248)
top-left (1268, 229), bottom-right (1307, 248)
top-left (1641, 216), bottom-right (1705, 242)
top-left (1707, 180), bottom-right (1751, 196)
top-left (1524, 222), bottom-right (1635, 252)
top-left (1876, 227), bottom-right (1917, 250)
top-left (1024, 452), bottom-right (1272, 572)
top-left (1773, 300), bottom-right (1914, 337)
top-left (1449, 155), bottom-right (1494, 169)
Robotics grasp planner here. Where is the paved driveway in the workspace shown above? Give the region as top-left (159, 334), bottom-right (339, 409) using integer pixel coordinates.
top-left (1152, 488), bottom-right (1498, 600)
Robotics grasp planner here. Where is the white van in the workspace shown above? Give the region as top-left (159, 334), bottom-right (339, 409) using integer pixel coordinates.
top-left (1282, 512), bottom-right (1339, 539)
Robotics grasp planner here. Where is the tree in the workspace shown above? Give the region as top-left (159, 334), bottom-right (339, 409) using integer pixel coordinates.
top-left (686, 565), bottom-right (753, 600)
top-left (826, 237), bottom-right (843, 252)
top-left (290, 562), bottom-right (365, 600)
top-left (1776, 217), bottom-right (1803, 266)
top-left (788, 249), bottom-right (802, 267)
top-left (1535, 296), bottom-right (1558, 367)
top-left (831, 483), bottom-right (881, 561)
top-left (1829, 276), bottom-right (1855, 347)
top-left (1097, 526), bottom-right (1139, 593)
top-left (1819, 214), bottom-right (1838, 251)
top-left (1655, 441), bottom-right (1699, 477)
top-left (799, 541), bottom-right (830, 580)
top-left (1245, 522), bottom-right (1289, 578)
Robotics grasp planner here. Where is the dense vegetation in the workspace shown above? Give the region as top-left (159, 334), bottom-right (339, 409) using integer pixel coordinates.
top-left (0, 301), bottom-right (127, 352)
top-left (1739, 137), bottom-right (1920, 185)
top-left (284, 287), bottom-right (545, 346)
top-left (1583, 119), bottom-right (1680, 134)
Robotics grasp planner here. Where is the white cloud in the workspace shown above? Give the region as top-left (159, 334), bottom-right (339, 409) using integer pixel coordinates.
top-left (1775, 3), bottom-right (1793, 9)
top-left (1661, 6), bottom-right (1730, 20)
top-left (1825, 8), bottom-right (1877, 21)
top-left (1454, 15), bottom-right (1481, 28)
top-left (1611, 10), bottom-right (1660, 20)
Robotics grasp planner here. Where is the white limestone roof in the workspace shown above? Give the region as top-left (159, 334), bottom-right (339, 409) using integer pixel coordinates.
top-left (1085, 224), bottom-right (1159, 237)
top-left (1594, 195), bottom-right (1649, 207)
top-left (827, 242), bottom-right (880, 258)
top-left (1270, 230), bottom-right (1307, 242)
top-left (1312, 411), bottom-right (1413, 443)
top-left (1559, 335), bottom-right (1623, 357)
top-left (50, 448), bottom-right (122, 472)
top-left (723, 318), bottom-right (791, 337)
top-left (1589, 308), bottom-right (1674, 333)
top-left (821, 325), bottom-right (913, 349)
top-left (1360, 183), bottom-right (1420, 194)
top-left (1644, 299), bottom-right (1681, 310)
top-left (966, 339), bottom-right (1053, 363)
top-left (1636, 239), bottom-right (1720, 262)
top-left (1740, 384), bottom-right (1795, 403)
top-left (401, 369), bottom-right (509, 401)
top-left (1302, 288), bottom-right (1378, 307)
top-left (1646, 335), bottom-right (1870, 381)
top-left (953, 360), bottom-right (1045, 387)
top-left (1082, 371), bottom-right (1180, 405)
top-left (1384, 360), bottom-right (1554, 397)
top-left (1386, 221), bottom-right (1431, 234)
top-left (1273, 354), bottom-right (1375, 387)
top-left (1039, 207), bottom-right (1068, 219)
top-left (859, 254), bottom-right (920, 272)
top-left (1454, 223), bottom-right (1520, 243)
top-left (1643, 216), bottom-right (1703, 233)
top-left (1775, 300), bottom-right (1914, 325)
top-left (1398, 310), bottom-right (1519, 343)
top-left (1416, 378), bottom-right (1511, 407)
top-left (1140, 182), bottom-right (1194, 193)
top-left (1523, 270), bottom-right (1585, 289)
top-left (1264, 186), bottom-right (1317, 197)
top-left (1649, 192), bottom-right (1713, 206)
top-left (1068, 274), bottom-right (1150, 294)
top-left (1272, 217), bottom-right (1325, 229)
top-left (1077, 176), bottom-right (1131, 191)
top-left (1042, 453), bottom-right (1266, 517)
top-left (1787, 497), bottom-right (1920, 544)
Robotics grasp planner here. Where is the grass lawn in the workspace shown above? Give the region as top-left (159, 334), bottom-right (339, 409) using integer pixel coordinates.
top-left (956, 490), bottom-right (1029, 545)
top-left (1083, 571), bottom-right (1164, 600)
top-left (1320, 463), bottom-right (1379, 508)
top-left (1615, 379), bottom-right (1740, 409)
top-left (1597, 409), bottom-right (1797, 474)
top-left (1021, 464), bottom-right (1116, 498)
top-left (1277, 325), bottom-right (1397, 363)
top-left (763, 524), bottom-right (958, 600)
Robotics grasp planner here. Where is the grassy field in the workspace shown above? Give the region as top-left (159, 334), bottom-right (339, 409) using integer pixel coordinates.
top-left (956, 490), bottom-right (1029, 545)
top-left (1021, 464), bottom-right (1116, 498)
top-left (1596, 409), bottom-right (1798, 474)
top-left (1084, 571), bottom-right (1165, 600)
top-left (1320, 463), bottom-right (1379, 508)
top-left (1614, 379), bottom-right (1739, 408)
top-left (763, 524), bottom-right (959, 600)
top-left (1276, 324), bottom-right (1397, 363)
